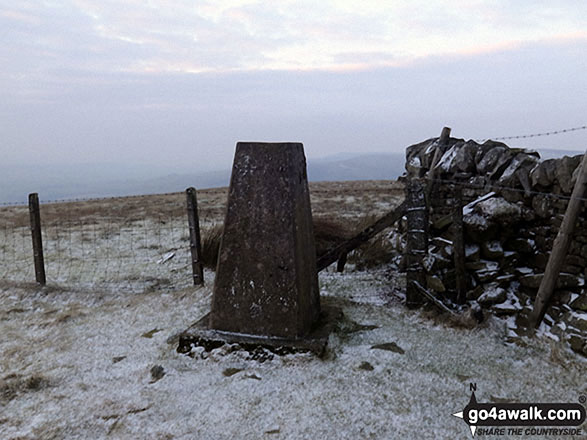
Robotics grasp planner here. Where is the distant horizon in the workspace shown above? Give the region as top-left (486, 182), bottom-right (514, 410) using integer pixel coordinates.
top-left (3, 2), bottom-right (586, 178)
top-left (0, 146), bottom-right (584, 204)
top-left (2, 140), bottom-right (585, 168)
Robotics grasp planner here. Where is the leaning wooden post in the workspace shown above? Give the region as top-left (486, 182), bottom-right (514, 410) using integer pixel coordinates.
top-left (405, 178), bottom-right (428, 308)
top-left (529, 150), bottom-right (587, 328)
top-left (452, 186), bottom-right (467, 304)
top-left (426, 126), bottom-right (451, 201)
top-left (336, 252), bottom-right (347, 273)
top-left (28, 193), bottom-right (46, 285)
top-left (186, 187), bottom-right (204, 285)
top-left (439, 126), bottom-right (451, 144)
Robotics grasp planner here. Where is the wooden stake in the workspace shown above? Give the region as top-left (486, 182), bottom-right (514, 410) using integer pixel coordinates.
top-left (439, 126), bottom-right (452, 145)
top-left (28, 193), bottom-right (46, 285)
top-left (426, 127), bottom-right (451, 201)
top-left (529, 150), bottom-right (587, 328)
top-left (452, 186), bottom-right (467, 304)
top-left (405, 178), bottom-right (428, 308)
top-left (186, 187), bottom-right (204, 285)
top-left (336, 252), bottom-right (347, 273)
top-left (411, 280), bottom-right (457, 316)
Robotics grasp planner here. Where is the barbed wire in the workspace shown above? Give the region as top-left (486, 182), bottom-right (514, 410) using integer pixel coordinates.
top-left (38, 190), bottom-right (191, 205)
top-left (1, 139), bottom-right (584, 290)
top-left (0, 201), bottom-right (28, 207)
top-left (476, 124), bottom-right (587, 142)
top-left (0, 183), bottom-right (395, 290)
top-left (424, 176), bottom-right (587, 203)
top-left (0, 190), bottom-right (206, 207)
top-left (0, 192), bottom-right (224, 292)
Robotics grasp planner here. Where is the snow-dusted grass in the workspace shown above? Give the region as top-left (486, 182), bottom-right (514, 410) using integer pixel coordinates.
top-left (1, 181), bottom-right (584, 439)
top-left (0, 214), bottom-right (199, 292)
top-left (0, 181), bottom-right (403, 291)
top-left (1, 267), bottom-right (585, 440)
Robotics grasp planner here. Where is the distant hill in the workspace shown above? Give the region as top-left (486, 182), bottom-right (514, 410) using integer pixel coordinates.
top-left (0, 152), bottom-right (406, 203)
top-left (0, 148), bottom-right (582, 203)
top-left (533, 148), bottom-right (584, 160)
top-left (308, 152), bottom-right (405, 182)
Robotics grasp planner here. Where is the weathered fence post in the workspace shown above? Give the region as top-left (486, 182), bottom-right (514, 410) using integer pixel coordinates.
top-left (28, 193), bottom-right (46, 285)
top-left (405, 178), bottom-right (428, 308)
top-left (336, 252), bottom-right (347, 272)
top-left (186, 187), bottom-right (204, 286)
top-left (452, 186), bottom-right (467, 304)
top-left (439, 126), bottom-right (451, 144)
top-left (530, 150), bottom-right (587, 328)
top-left (426, 126), bottom-right (451, 201)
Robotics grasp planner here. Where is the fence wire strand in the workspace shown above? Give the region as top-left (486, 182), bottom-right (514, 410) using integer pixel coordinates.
top-left (424, 176), bottom-right (587, 203)
top-left (1, 143), bottom-right (584, 293)
top-left (0, 191), bottom-right (221, 293)
top-left (476, 124), bottom-right (587, 142)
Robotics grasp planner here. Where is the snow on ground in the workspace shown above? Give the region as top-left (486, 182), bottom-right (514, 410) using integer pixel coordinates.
top-left (1, 269), bottom-right (586, 440)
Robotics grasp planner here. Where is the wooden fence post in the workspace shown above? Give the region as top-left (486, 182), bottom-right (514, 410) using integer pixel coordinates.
top-left (186, 187), bottom-right (204, 286)
top-left (452, 186), bottom-right (467, 304)
top-left (529, 150), bottom-right (587, 328)
top-left (426, 126), bottom-right (451, 201)
top-left (405, 178), bottom-right (428, 308)
top-left (28, 193), bottom-right (46, 285)
top-left (336, 252), bottom-right (347, 272)
top-left (439, 126), bottom-right (451, 144)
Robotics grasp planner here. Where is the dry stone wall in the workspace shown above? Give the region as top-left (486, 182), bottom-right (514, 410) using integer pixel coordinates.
top-left (404, 137), bottom-right (587, 355)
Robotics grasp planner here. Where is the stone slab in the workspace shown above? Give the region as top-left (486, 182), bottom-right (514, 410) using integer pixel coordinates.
top-left (210, 142), bottom-right (320, 339)
top-left (177, 304), bottom-right (342, 357)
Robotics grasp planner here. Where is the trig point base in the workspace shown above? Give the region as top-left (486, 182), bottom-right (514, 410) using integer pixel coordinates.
top-left (178, 142), bottom-right (338, 356)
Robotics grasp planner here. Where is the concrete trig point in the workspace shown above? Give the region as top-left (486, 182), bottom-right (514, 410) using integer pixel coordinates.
top-left (179, 142), bottom-right (338, 355)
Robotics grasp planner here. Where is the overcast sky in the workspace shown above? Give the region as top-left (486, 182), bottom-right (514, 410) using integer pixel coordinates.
top-left (2, 0), bottom-right (586, 172)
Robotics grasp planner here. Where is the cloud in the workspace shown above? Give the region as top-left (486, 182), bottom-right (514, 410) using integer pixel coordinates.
top-left (2, 0), bottom-right (587, 87)
top-left (1, 0), bottom-right (587, 169)
top-left (2, 35), bottom-right (586, 166)
top-left (2, 1), bottom-right (587, 98)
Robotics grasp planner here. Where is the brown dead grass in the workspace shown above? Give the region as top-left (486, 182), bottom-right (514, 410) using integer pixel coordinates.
top-left (312, 217), bottom-right (354, 257)
top-left (312, 212), bottom-right (401, 269)
top-left (0, 180), bottom-right (405, 273)
top-left (200, 223), bottom-right (223, 268)
top-left (0, 373), bottom-right (51, 403)
top-left (0, 180), bottom-right (403, 228)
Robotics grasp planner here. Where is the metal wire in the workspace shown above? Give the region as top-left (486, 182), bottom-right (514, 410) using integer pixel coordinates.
top-left (1, 147), bottom-right (583, 291)
top-left (424, 176), bottom-right (587, 203)
top-left (476, 124), bottom-right (587, 142)
top-left (0, 191), bottom-right (204, 292)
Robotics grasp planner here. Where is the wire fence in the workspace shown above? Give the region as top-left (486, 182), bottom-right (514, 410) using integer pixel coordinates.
top-left (0, 191), bottom-right (227, 293)
top-left (1, 126), bottom-right (584, 294)
top-left (0, 182), bottom-right (403, 293)
top-left (475, 123), bottom-right (587, 142)
top-left (423, 176), bottom-right (587, 203)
